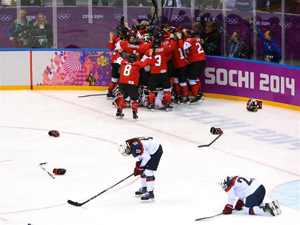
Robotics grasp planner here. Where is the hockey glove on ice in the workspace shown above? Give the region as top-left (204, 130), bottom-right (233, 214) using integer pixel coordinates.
top-left (48, 130), bottom-right (60, 137)
top-left (234, 199), bottom-right (244, 211)
top-left (222, 204), bottom-right (233, 214)
top-left (210, 127), bottom-right (223, 135)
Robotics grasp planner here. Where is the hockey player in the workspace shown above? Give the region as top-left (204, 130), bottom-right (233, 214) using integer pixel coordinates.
top-left (182, 29), bottom-right (206, 104)
top-left (116, 52), bottom-right (152, 120)
top-left (144, 38), bottom-right (175, 111)
top-left (106, 26), bottom-right (128, 98)
top-left (118, 136), bottom-right (163, 202)
top-left (219, 176), bottom-right (282, 216)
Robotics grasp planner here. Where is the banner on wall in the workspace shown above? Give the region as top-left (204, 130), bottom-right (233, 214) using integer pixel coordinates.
top-left (203, 57), bottom-right (300, 107)
top-left (36, 51), bottom-right (112, 86)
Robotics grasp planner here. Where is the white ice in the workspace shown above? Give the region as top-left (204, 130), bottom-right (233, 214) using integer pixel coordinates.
top-left (0, 90), bottom-right (299, 225)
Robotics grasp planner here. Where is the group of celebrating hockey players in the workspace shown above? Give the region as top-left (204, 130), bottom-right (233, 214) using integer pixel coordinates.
top-left (107, 20), bottom-right (206, 120)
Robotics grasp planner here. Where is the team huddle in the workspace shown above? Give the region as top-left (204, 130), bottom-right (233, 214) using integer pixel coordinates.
top-left (107, 22), bottom-right (206, 120)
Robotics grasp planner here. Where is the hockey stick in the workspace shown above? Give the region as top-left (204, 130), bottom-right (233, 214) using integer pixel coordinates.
top-left (39, 162), bottom-right (55, 179)
top-left (78, 94), bottom-right (106, 98)
top-left (198, 133), bottom-right (223, 148)
top-left (67, 173), bottom-right (134, 207)
top-left (132, 18), bottom-right (139, 25)
top-left (195, 209), bottom-right (236, 221)
top-left (195, 213), bottom-right (223, 221)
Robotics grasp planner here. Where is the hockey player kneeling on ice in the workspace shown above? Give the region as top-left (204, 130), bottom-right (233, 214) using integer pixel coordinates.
top-left (219, 176), bottom-right (281, 216)
top-left (118, 137), bottom-right (163, 202)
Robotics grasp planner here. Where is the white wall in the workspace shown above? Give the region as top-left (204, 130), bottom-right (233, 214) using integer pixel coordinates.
top-left (0, 51), bottom-right (31, 86)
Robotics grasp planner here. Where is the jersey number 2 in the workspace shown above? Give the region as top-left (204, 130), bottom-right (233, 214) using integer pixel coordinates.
top-left (237, 177), bottom-right (254, 186)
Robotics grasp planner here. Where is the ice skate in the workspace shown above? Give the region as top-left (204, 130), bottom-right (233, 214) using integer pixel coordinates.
top-left (165, 102), bottom-right (173, 111)
top-left (190, 95), bottom-right (201, 105)
top-left (264, 202), bottom-right (278, 216)
top-left (141, 191), bottom-right (155, 203)
top-left (106, 89), bottom-right (114, 99)
top-left (147, 103), bottom-right (155, 111)
top-left (272, 200), bottom-right (282, 215)
top-left (116, 108), bottom-right (124, 118)
top-left (180, 97), bottom-right (190, 105)
top-left (133, 111), bottom-right (138, 120)
top-left (135, 187), bottom-right (147, 197)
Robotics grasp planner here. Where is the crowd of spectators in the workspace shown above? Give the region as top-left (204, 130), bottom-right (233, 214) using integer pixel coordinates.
top-left (1, 0), bottom-right (299, 14)
top-left (0, 0), bottom-right (291, 63)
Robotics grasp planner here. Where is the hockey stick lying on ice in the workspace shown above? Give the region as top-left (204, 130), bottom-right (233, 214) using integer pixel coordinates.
top-left (198, 133), bottom-right (223, 148)
top-left (39, 162), bottom-right (55, 179)
top-left (78, 94), bottom-right (107, 98)
top-left (67, 173), bottom-right (134, 207)
top-left (195, 212), bottom-right (223, 221)
top-left (195, 209), bottom-right (236, 221)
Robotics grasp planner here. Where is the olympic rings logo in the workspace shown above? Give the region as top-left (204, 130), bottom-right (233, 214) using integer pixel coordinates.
top-left (226, 18), bottom-right (239, 25)
top-left (172, 15), bottom-right (185, 22)
top-left (114, 14), bottom-right (124, 20)
top-left (57, 14), bottom-right (71, 21)
top-left (0, 15), bottom-right (12, 22)
top-left (279, 22), bottom-right (292, 29)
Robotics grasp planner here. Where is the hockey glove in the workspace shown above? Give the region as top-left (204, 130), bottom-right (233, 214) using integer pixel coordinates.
top-left (210, 127), bottom-right (223, 135)
top-left (48, 130), bottom-right (60, 137)
top-left (134, 162), bottom-right (145, 176)
top-left (234, 199), bottom-right (244, 211)
top-left (222, 204), bottom-right (233, 214)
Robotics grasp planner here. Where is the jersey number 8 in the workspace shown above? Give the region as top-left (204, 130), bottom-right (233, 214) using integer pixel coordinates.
top-left (123, 65), bottom-right (132, 76)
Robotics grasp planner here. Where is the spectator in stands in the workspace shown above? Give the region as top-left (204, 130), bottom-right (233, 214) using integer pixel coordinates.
top-left (148, 6), bottom-right (159, 25)
top-left (163, 0), bottom-right (183, 7)
top-left (113, 0), bottom-right (142, 6)
top-left (32, 13), bottom-right (53, 48)
top-left (204, 0), bottom-right (220, 9)
top-left (235, 0), bottom-right (253, 11)
top-left (216, 0), bottom-right (237, 10)
top-left (92, 0), bottom-right (108, 6)
top-left (1, 0), bottom-right (17, 6)
top-left (6, 8), bottom-right (33, 48)
top-left (140, 0), bottom-right (153, 6)
top-left (248, 17), bottom-right (282, 63)
top-left (200, 20), bottom-right (221, 55)
top-left (225, 31), bottom-right (248, 58)
top-left (21, 0), bottom-right (41, 6)
top-left (286, 0), bottom-right (300, 14)
top-left (192, 21), bottom-right (206, 39)
top-left (63, 0), bottom-right (76, 6)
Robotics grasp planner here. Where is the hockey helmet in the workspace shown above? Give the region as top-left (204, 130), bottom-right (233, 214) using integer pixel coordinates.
top-left (128, 54), bottom-right (137, 63)
top-left (218, 176), bottom-right (230, 191)
top-left (153, 38), bottom-right (161, 48)
top-left (118, 141), bottom-right (131, 157)
top-left (142, 34), bottom-right (152, 43)
top-left (186, 29), bottom-right (198, 38)
top-left (247, 98), bottom-right (258, 112)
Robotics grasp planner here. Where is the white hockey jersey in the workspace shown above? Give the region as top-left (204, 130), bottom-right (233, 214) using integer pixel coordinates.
top-left (225, 176), bottom-right (262, 205)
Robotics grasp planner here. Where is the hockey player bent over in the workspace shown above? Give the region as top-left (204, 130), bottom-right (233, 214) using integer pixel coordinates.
top-left (219, 176), bottom-right (281, 216)
top-left (118, 137), bottom-right (163, 202)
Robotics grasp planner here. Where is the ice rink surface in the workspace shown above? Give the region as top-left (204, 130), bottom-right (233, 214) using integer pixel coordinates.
top-left (0, 90), bottom-right (299, 225)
